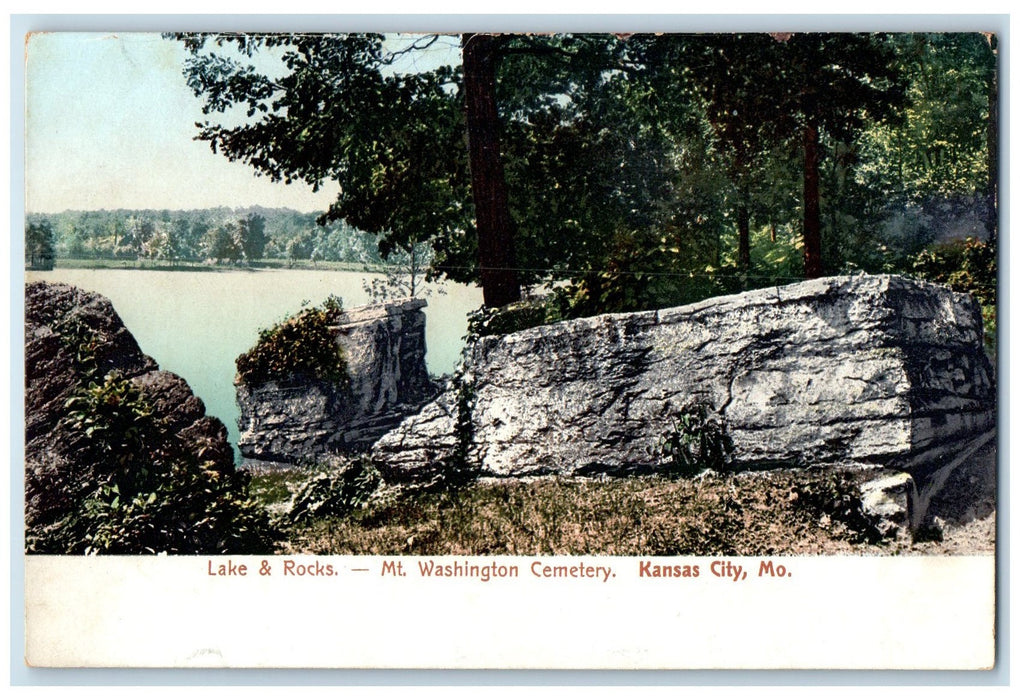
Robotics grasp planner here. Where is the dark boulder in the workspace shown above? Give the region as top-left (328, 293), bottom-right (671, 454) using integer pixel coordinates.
top-left (24, 282), bottom-right (238, 551)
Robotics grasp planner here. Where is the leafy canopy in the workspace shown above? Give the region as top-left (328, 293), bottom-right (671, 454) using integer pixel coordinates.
top-left (172, 32), bottom-right (993, 313)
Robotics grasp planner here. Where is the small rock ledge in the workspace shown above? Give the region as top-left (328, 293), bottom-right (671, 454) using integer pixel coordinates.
top-left (236, 298), bottom-right (439, 464)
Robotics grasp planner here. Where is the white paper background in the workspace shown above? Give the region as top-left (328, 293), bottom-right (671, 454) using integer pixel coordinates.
top-left (24, 555), bottom-right (995, 669)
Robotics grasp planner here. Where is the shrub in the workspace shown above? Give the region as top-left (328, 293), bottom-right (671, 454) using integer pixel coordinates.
top-left (236, 295), bottom-right (348, 386)
top-left (29, 371), bottom-right (277, 554)
top-left (288, 457), bottom-right (382, 524)
top-left (910, 236), bottom-right (996, 307)
top-left (465, 298), bottom-right (562, 341)
top-left (910, 236), bottom-right (997, 355)
top-left (71, 458), bottom-right (275, 555)
top-left (790, 472), bottom-right (882, 544)
top-left (654, 403), bottom-right (733, 477)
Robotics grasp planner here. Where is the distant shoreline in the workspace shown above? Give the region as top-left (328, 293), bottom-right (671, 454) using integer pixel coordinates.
top-left (38, 258), bottom-right (390, 274)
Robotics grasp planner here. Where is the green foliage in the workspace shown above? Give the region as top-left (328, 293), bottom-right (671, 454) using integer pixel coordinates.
top-left (562, 244), bottom-right (669, 316)
top-left (655, 403), bottom-right (734, 476)
top-left (204, 222), bottom-right (241, 263)
top-left (499, 38), bottom-right (685, 290)
top-left (174, 33), bottom-right (472, 280)
top-left (465, 298), bottom-right (562, 340)
top-left (32, 372), bottom-right (276, 554)
top-left (26, 220), bottom-right (56, 270)
top-left (910, 236), bottom-right (996, 306)
top-left (285, 231), bottom-right (315, 266)
top-left (245, 466), bottom-right (309, 507)
top-left (27, 207), bottom-right (380, 268)
top-left (979, 304), bottom-right (997, 359)
top-left (71, 459), bottom-right (275, 555)
top-left (857, 34), bottom-right (995, 201)
top-left (236, 295), bottom-right (349, 386)
top-left (552, 225), bottom-right (744, 319)
top-left (288, 458), bottom-right (382, 524)
top-left (446, 369), bottom-right (480, 489)
top-left (162, 32), bottom-right (994, 311)
top-left (910, 236), bottom-right (997, 355)
top-left (54, 315), bottom-right (103, 379)
top-left (790, 472), bottom-right (882, 544)
top-left (64, 374), bottom-right (156, 484)
top-left (239, 212), bottom-right (268, 261)
top-left (201, 215), bottom-right (268, 264)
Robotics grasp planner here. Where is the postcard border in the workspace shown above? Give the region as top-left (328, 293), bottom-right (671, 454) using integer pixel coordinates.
top-left (8, 10), bottom-right (1011, 686)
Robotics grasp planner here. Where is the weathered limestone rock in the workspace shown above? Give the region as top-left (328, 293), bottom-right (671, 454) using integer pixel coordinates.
top-left (236, 298), bottom-right (438, 463)
top-left (860, 473), bottom-right (914, 538)
top-left (372, 275), bottom-right (995, 507)
top-left (24, 282), bottom-right (235, 538)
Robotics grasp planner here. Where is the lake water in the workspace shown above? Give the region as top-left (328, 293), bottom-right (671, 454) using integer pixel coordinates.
top-left (25, 268), bottom-right (484, 455)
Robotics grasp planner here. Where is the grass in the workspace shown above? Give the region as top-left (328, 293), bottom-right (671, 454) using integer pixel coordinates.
top-left (244, 466), bottom-right (309, 515)
top-left (247, 466), bottom-right (888, 556)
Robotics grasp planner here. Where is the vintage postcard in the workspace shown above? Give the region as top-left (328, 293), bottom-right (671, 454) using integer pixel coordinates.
top-left (19, 25), bottom-right (999, 670)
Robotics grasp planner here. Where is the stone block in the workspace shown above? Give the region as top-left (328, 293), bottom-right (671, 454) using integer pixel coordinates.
top-left (373, 275), bottom-right (995, 504)
top-left (236, 298), bottom-right (438, 463)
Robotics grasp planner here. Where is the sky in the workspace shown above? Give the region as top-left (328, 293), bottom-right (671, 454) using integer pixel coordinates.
top-left (19, 17), bottom-right (1006, 216)
top-left (23, 32), bottom-right (457, 215)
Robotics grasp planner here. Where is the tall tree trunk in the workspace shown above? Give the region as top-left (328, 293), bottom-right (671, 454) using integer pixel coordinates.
top-left (802, 115), bottom-right (822, 279)
top-left (461, 33), bottom-right (522, 308)
top-left (737, 195), bottom-right (751, 275)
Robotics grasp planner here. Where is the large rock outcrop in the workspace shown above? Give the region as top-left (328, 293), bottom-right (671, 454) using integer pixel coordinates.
top-left (24, 282), bottom-right (235, 542)
top-left (236, 298), bottom-right (438, 463)
top-left (372, 275), bottom-right (995, 506)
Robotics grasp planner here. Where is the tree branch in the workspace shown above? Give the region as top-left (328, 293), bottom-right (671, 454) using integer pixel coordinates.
top-left (381, 34), bottom-right (443, 64)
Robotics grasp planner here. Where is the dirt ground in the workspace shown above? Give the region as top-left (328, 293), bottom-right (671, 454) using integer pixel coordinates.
top-left (899, 441), bottom-right (998, 555)
top-left (799, 441), bottom-right (997, 556)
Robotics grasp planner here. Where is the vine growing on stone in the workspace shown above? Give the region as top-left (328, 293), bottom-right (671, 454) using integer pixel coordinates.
top-left (236, 294), bottom-right (350, 386)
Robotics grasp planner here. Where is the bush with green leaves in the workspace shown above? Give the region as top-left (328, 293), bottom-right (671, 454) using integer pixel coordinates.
top-left (910, 236), bottom-right (995, 306)
top-left (63, 372), bottom-right (156, 495)
top-left (465, 298), bottom-right (562, 341)
top-left (29, 371), bottom-right (277, 554)
top-left (655, 403), bottom-right (734, 477)
top-left (236, 295), bottom-right (349, 386)
top-left (791, 472), bottom-right (883, 544)
top-left (288, 457), bottom-right (382, 524)
top-left (69, 456), bottom-right (275, 555)
top-left (910, 236), bottom-right (996, 354)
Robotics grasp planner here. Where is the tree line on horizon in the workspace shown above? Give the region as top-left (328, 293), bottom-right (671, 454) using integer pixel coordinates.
top-left (25, 206), bottom-right (394, 267)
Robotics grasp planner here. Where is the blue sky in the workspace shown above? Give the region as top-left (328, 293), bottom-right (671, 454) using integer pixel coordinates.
top-left (24, 32), bottom-right (458, 214)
